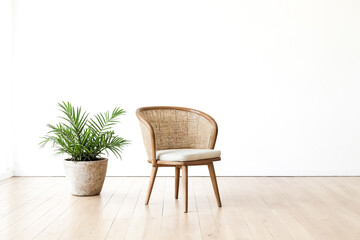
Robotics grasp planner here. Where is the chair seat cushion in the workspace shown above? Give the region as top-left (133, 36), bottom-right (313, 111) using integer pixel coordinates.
top-left (156, 149), bottom-right (221, 162)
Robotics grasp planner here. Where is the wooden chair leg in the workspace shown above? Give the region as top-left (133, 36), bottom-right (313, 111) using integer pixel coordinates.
top-left (175, 167), bottom-right (180, 199)
top-left (208, 163), bottom-right (222, 207)
top-left (181, 166), bottom-right (188, 213)
top-left (145, 167), bottom-right (158, 205)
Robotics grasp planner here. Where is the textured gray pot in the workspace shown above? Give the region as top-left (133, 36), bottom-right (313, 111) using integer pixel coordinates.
top-left (64, 158), bottom-right (108, 196)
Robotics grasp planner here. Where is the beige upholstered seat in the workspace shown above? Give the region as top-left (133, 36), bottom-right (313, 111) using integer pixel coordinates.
top-left (136, 106), bottom-right (222, 213)
top-left (156, 149), bottom-right (221, 161)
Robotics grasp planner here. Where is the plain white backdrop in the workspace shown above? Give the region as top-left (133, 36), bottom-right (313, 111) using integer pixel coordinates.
top-left (0, 0), bottom-right (13, 180)
top-left (6, 0), bottom-right (360, 176)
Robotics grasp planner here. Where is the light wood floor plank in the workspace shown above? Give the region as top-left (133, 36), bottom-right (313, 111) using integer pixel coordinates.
top-left (69, 178), bottom-right (135, 240)
top-left (160, 177), bottom-right (202, 240)
top-left (203, 177), bottom-right (254, 240)
top-left (254, 177), bottom-right (316, 240)
top-left (243, 178), bottom-right (295, 240)
top-left (274, 177), bottom-right (354, 240)
top-left (0, 176), bottom-right (359, 240)
top-left (122, 177), bottom-right (160, 240)
top-left (193, 177), bottom-right (231, 240)
top-left (8, 184), bottom-right (79, 240)
top-left (107, 177), bottom-right (163, 240)
top-left (295, 177), bottom-right (360, 240)
top-left (0, 179), bottom-right (64, 234)
top-left (0, 177), bottom-right (60, 217)
top-left (34, 177), bottom-right (121, 240)
top-left (228, 177), bottom-right (275, 240)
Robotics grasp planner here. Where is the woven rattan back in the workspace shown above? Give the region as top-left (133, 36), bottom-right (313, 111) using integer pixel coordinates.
top-left (136, 106), bottom-right (218, 164)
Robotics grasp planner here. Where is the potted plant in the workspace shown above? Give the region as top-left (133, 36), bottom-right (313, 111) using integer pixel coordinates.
top-left (40, 102), bottom-right (128, 196)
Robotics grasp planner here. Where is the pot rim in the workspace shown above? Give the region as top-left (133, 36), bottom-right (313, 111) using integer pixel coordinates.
top-left (64, 158), bottom-right (108, 162)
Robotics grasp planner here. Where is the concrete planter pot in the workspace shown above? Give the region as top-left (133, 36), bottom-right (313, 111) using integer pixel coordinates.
top-left (63, 158), bottom-right (108, 196)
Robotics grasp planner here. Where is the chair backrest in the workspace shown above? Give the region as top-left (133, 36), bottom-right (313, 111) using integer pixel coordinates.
top-left (136, 106), bottom-right (218, 163)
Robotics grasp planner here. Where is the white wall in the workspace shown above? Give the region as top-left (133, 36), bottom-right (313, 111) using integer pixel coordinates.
top-left (12, 0), bottom-right (360, 176)
top-left (0, 0), bottom-right (14, 180)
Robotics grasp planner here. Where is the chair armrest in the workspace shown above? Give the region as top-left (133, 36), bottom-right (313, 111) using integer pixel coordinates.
top-left (138, 118), bottom-right (157, 166)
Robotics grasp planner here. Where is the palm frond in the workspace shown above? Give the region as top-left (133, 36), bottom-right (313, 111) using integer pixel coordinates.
top-left (88, 107), bottom-right (125, 134)
top-left (40, 102), bottom-right (129, 161)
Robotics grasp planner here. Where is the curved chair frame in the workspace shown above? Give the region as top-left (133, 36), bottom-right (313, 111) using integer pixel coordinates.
top-left (136, 106), bottom-right (222, 212)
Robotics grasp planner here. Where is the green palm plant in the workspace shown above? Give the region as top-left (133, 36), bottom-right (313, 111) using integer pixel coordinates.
top-left (40, 102), bottom-right (129, 161)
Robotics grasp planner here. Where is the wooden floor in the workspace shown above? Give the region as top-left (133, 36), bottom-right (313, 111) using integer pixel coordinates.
top-left (0, 177), bottom-right (360, 240)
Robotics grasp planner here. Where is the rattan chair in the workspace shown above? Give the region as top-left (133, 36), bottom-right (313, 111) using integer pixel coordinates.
top-left (136, 106), bottom-right (222, 213)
